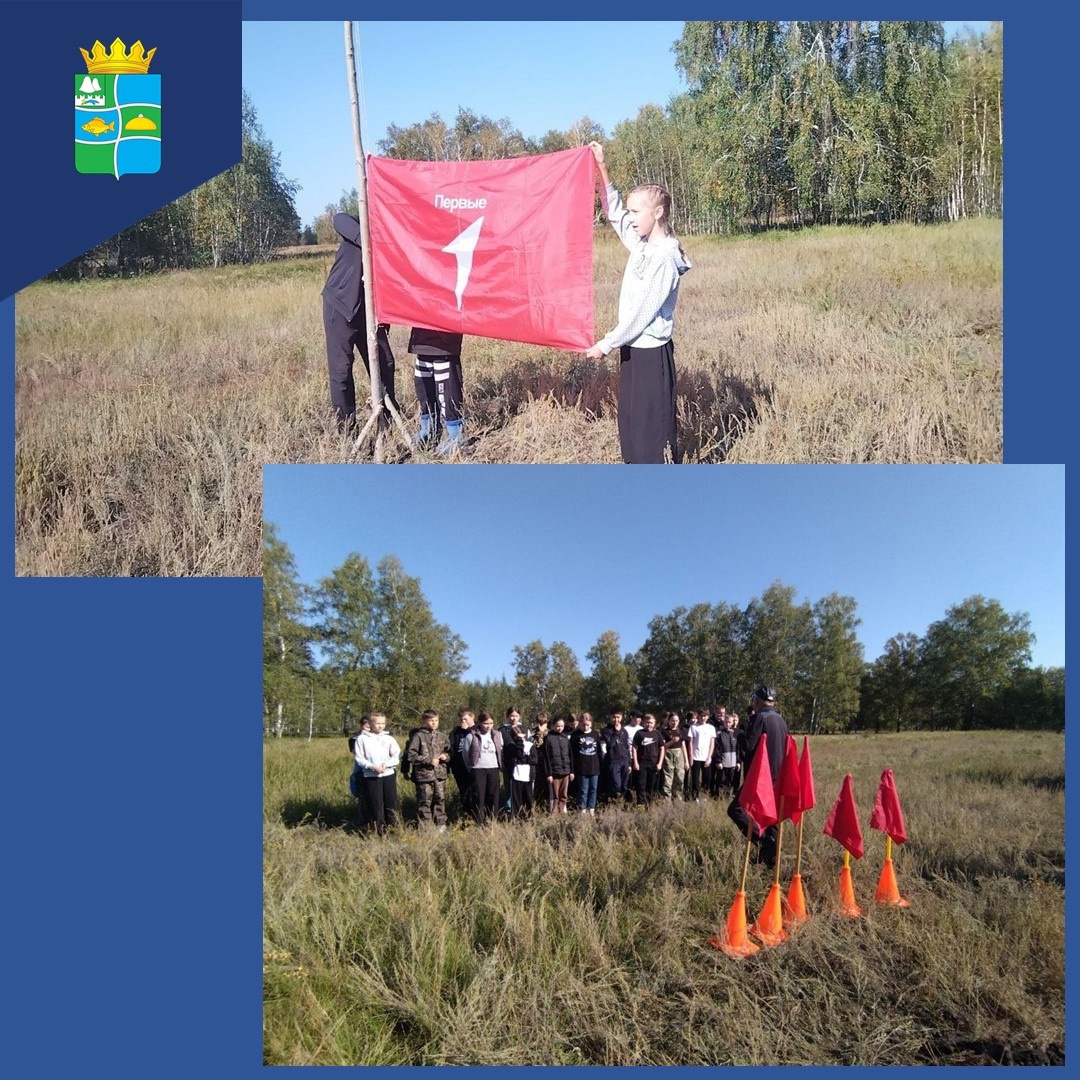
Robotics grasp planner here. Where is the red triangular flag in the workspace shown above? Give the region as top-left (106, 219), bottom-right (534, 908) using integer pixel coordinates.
top-left (823, 773), bottom-right (864, 858)
top-left (775, 735), bottom-right (801, 823)
top-left (792, 736), bottom-right (816, 826)
top-left (738, 732), bottom-right (777, 833)
top-left (869, 768), bottom-right (908, 844)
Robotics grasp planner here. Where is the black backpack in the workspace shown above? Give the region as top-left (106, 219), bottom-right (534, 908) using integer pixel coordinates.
top-left (347, 733), bottom-right (360, 797)
top-left (400, 727), bottom-right (423, 780)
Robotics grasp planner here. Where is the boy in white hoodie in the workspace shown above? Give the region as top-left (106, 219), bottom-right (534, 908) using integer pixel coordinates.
top-left (586, 140), bottom-right (691, 464)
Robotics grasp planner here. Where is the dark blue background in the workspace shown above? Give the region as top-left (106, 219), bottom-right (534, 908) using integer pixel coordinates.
top-left (2, 1), bottom-right (241, 298)
top-left (4, 4), bottom-right (1074, 1077)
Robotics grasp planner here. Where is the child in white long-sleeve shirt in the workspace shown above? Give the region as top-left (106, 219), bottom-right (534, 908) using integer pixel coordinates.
top-left (585, 140), bottom-right (691, 465)
top-left (353, 712), bottom-right (401, 835)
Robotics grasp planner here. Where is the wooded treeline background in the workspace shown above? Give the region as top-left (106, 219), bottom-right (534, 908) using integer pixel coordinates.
top-left (263, 522), bottom-right (1062, 741)
top-left (54, 21), bottom-right (1001, 278)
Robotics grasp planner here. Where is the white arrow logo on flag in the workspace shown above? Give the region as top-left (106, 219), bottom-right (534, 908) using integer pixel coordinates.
top-left (442, 217), bottom-right (484, 310)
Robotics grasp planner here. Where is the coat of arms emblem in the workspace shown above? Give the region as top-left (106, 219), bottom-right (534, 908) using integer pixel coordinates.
top-left (75, 38), bottom-right (160, 178)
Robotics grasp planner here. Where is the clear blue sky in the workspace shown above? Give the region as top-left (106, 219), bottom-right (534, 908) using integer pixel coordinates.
top-left (241, 21), bottom-right (994, 229)
top-left (263, 464), bottom-right (1063, 684)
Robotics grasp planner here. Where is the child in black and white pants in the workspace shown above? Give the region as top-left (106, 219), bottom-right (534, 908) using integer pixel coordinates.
top-left (408, 327), bottom-right (465, 454)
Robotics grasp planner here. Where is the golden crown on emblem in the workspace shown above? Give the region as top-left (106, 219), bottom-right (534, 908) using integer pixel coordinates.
top-left (80, 38), bottom-right (156, 75)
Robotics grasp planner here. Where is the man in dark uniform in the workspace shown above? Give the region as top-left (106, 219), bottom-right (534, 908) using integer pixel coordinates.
top-left (321, 212), bottom-right (397, 431)
top-left (727, 685), bottom-right (789, 868)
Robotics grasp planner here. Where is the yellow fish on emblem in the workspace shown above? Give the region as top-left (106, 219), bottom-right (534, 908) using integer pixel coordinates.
top-left (82, 116), bottom-right (115, 137)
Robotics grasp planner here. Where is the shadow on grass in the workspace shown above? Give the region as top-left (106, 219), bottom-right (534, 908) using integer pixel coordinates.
top-left (957, 767), bottom-right (1065, 792)
top-left (279, 792), bottom-right (439, 832)
top-left (921, 1036), bottom-right (1064, 1065)
top-left (279, 798), bottom-right (358, 830)
top-left (469, 355), bottom-right (618, 426)
top-left (676, 366), bottom-right (772, 462)
top-left (467, 351), bottom-right (776, 465)
top-left (919, 851), bottom-right (1064, 888)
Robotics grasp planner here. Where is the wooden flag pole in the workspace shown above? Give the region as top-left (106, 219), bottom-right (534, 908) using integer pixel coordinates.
top-left (739, 822), bottom-right (754, 894)
top-left (794, 814), bottom-right (805, 877)
top-left (343, 21), bottom-right (384, 462)
top-left (772, 794), bottom-right (785, 885)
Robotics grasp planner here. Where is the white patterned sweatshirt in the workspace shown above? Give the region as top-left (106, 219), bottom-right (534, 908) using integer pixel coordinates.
top-left (354, 729), bottom-right (401, 778)
top-left (594, 182), bottom-right (691, 355)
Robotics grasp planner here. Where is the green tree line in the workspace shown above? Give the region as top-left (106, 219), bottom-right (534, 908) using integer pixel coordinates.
top-left (314, 21), bottom-right (1001, 242)
top-left (310, 21), bottom-right (1000, 238)
top-left (51, 92), bottom-right (300, 279)
top-left (264, 527), bottom-right (1061, 739)
top-left (49, 22), bottom-right (1000, 279)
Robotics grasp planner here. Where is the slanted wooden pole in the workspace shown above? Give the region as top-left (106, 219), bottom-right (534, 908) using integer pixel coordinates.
top-left (343, 21), bottom-right (384, 461)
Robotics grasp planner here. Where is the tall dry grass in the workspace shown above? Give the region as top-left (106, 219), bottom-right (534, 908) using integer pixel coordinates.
top-left (263, 730), bottom-right (1061, 1066)
top-left (16, 221), bottom-right (1001, 575)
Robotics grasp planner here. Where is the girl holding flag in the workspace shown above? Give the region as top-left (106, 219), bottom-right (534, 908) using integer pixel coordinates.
top-left (585, 140), bottom-right (691, 464)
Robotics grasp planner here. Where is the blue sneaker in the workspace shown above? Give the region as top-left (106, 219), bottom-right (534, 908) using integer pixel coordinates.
top-left (435, 418), bottom-right (465, 456)
top-left (411, 412), bottom-right (436, 449)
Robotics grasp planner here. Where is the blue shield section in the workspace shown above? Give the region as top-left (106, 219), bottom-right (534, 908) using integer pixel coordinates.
top-left (117, 138), bottom-right (161, 177)
top-left (115, 73), bottom-right (161, 109)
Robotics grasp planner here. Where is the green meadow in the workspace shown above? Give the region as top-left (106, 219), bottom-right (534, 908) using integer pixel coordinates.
top-left (263, 729), bottom-right (1061, 1065)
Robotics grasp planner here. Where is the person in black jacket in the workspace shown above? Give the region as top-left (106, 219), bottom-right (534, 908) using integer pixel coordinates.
top-left (727, 686), bottom-right (789, 868)
top-left (447, 707), bottom-right (476, 821)
top-left (409, 327), bottom-right (465, 454)
top-left (499, 706), bottom-right (523, 815)
top-left (542, 716), bottom-right (574, 814)
top-left (321, 212), bottom-right (397, 431)
top-left (601, 711), bottom-right (632, 806)
top-left (714, 711), bottom-right (740, 795)
top-left (531, 713), bottom-right (549, 809)
top-left (506, 724), bottom-right (538, 820)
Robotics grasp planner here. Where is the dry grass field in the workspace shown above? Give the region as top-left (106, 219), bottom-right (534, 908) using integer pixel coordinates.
top-left (263, 729), bottom-right (1062, 1066)
top-left (15, 220), bottom-right (1001, 575)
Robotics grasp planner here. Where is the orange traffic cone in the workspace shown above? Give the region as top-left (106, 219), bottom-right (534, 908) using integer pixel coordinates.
top-left (875, 857), bottom-right (910, 907)
top-left (707, 890), bottom-right (760, 958)
top-left (749, 882), bottom-right (788, 945)
top-left (838, 863), bottom-right (863, 917)
top-left (784, 873), bottom-right (809, 926)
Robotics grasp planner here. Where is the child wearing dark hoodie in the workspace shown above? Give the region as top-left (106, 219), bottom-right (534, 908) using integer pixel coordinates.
top-left (542, 716), bottom-right (574, 814)
top-left (585, 141), bottom-right (691, 464)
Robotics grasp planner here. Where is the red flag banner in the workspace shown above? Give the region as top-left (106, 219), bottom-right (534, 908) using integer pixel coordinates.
top-left (775, 735), bottom-right (801, 823)
top-left (869, 768), bottom-right (908, 844)
top-left (738, 732), bottom-right (777, 833)
top-left (367, 147), bottom-right (596, 350)
top-left (823, 773), bottom-right (864, 858)
top-left (792, 736), bottom-right (816, 826)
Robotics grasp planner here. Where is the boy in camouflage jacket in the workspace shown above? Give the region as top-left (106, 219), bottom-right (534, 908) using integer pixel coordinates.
top-left (406, 709), bottom-right (451, 830)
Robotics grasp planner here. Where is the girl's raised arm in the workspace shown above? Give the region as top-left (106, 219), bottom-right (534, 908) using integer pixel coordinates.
top-left (589, 141), bottom-right (637, 251)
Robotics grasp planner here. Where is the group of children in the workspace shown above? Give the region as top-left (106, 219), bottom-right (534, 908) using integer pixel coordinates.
top-left (349, 703), bottom-right (755, 834)
top-left (322, 140), bottom-right (690, 463)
